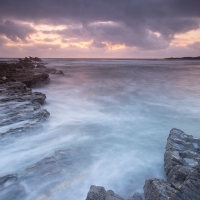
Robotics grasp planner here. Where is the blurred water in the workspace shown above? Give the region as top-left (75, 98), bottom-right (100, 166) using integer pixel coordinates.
top-left (1, 59), bottom-right (200, 199)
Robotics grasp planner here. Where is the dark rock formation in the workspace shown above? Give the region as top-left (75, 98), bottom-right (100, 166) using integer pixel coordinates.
top-left (144, 128), bottom-right (200, 200)
top-left (0, 61), bottom-right (50, 87)
top-left (144, 179), bottom-right (176, 200)
top-left (85, 185), bottom-right (144, 200)
top-left (85, 185), bottom-right (124, 200)
top-left (24, 57), bottom-right (32, 62)
top-left (0, 57), bottom-right (63, 87)
top-left (0, 81), bottom-right (49, 137)
top-left (29, 56), bottom-right (43, 62)
top-left (86, 129), bottom-right (200, 200)
top-left (127, 193), bottom-right (144, 200)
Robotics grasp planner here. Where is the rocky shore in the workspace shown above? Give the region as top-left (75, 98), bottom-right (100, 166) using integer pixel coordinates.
top-left (85, 129), bottom-right (200, 200)
top-left (0, 57), bottom-right (63, 138)
top-left (0, 58), bottom-right (200, 200)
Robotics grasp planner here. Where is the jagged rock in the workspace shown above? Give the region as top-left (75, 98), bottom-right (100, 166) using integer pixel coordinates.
top-left (0, 82), bottom-right (46, 104)
top-left (0, 82), bottom-right (49, 131)
top-left (144, 179), bottom-right (176, 200)
top-left (0, 59), bottom-right (63, 86)
top-left (23, 57), bottom-right (32, 62)
top-left (0, 62), bottom-right (50, 87)
top-left (127, 192), bottom-right (144, 200)
top-left (164, 129), bottom-right (200, 189)
top-left (85, 185), bottom-right (124, 200)
top-left (143, 129), bottom-right (200, 200)
top-left (29, 56), bottom-right (43, 62)
top-left (34, 57), bottom-right (43, 62)
top-left (164, 129), bottom-right (200, 200)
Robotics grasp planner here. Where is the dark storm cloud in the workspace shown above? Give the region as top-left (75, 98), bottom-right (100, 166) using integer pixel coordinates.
top-left (0, 20), bottom-right (36, 42)
top-left (55, 22), bottom-right (168, 50)
top-left (0, 0), bottom-right (200, 49)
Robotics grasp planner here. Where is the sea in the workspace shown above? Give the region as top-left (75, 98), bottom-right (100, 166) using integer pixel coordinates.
top-left (1, 58), bottom-right (200, 199)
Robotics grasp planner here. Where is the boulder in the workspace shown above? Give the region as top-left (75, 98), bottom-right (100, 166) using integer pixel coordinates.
top-left (85, 185), bottom-right (124, 200)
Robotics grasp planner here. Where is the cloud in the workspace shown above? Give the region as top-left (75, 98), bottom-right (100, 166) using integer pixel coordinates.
top-left (0, 20), bottom-right (36, 42)
top-left (188, 42), bottom-right (200, 50)
top-left (0, 0), bottom-right (200, 56)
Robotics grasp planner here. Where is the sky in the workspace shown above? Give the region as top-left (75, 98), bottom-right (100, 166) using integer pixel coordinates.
top-left (0, 0), bottom-right (200, 58)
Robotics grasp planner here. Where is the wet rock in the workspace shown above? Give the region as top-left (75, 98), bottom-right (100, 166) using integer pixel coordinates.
top-left (164, 128), bottom-right (200, 189)
top-left (0, 82), bottom-right (46, 104)
top-left (0, 149), bottom-right (79, 199)
top-left (164, 129), bottom-right (200, 199)
top-left (144, 179), bottom-right (176, 200)
top-left (0, 123), bottom-right (43, 139)
top-left (0, 58), bottom-right (63, 86)
top-left (0, 82), bottom-right (49, 132)
top-left (143, 129), bottom-right (200, 200)
top-left (0, 174), bottom-right (26, 200)
top-left (85, 185), bottom-right (124, 200)
top-left (127, 192), bottom-right (144, 200)
top-left (0, 61), bottom-right (50, 87)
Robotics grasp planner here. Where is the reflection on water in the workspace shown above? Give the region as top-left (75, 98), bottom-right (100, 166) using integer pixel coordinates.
top-left (1, 59), bottom-right (200, 199)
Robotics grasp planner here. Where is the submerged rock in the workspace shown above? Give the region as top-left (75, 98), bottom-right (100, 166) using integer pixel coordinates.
top-left (0, 149), bottom-right (85, 199)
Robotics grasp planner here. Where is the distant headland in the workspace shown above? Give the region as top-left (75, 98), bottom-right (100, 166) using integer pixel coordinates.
top-left (165, 56), bottom-right (200, 60)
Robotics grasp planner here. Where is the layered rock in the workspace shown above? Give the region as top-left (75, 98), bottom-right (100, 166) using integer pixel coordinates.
top-left (144, 128), bottom-right (200, 200)
top-left (0, 81), bottom-right (49, 137)
top-left (0, 56), bottom-right (64, 137)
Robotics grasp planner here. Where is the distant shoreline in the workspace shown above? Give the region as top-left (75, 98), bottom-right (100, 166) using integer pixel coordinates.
top-left (165, 56), bottom-right (200, 60)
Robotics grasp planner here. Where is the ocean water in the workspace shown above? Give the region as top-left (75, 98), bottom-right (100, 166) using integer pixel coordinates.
top-left (1, 58), bottom-right (200, 199)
